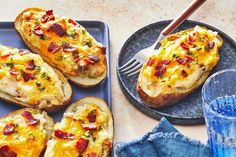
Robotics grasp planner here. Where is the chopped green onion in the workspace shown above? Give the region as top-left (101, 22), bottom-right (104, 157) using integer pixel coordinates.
top-left (36, 66), bottom-right (41, 71)
top-left (82, 30), bottom-right (86, 34)
top-left (40, 72), bottom-right (46, 79)
top-left (5, 63), bottom-right (14, 68)
top-left (84, 40), bottom-right (92, 47)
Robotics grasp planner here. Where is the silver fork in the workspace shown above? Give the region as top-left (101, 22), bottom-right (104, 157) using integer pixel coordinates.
top-left (118, 0), bottom-right (207, 76)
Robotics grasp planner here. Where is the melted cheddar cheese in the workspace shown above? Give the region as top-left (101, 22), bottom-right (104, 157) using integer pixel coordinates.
top-left (0, 45), bottom-right (65, 107)
top-left (20, 9), bottom-right (106, 78)
top-left (139, 26), bottom-right (223, 95)
top-left (0, 109), bottom-right (48, 157)
top-left (45, 104), bottom-right (112, 157)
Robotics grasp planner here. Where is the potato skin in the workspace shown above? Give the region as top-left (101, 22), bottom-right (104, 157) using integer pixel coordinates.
top-left (14, 8), bottom-right (107, 88)
top-left (136, 82), bottom-right (189, 108)
top-left (44, 97), bottom-right (113, 157)
top-left (0, 108), bottom-right (54, 156)
top-left (0, 75), bottom-right (72, 113)
top-left (136, 27), bottom-right (223, 108)
top-left (0, 45), bottom-right (72, 113)
top-left (137, 66), bottom-right (212, 108)
top-left (66, 97), bottom-right (113, 157)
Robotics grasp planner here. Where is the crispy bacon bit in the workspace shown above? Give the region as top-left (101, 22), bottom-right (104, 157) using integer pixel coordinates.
top-left (207, 41), bottom-right (215, 49)
top-left (33, 26), bottom-right (43, 36)
top-left (188, 35), bottom-right (196, 45)
top-left (0, 145), bottom-right (9, 152)
top-left (175, 57), bottom-right (187, 65)
top-left (73, 55), bottom-right (80, 62)
top-left (84, 55), bottom-right (100, 65)
top-left (21, 111), bottom-right (39, 125)
top-left (82, 123), bottom-right (97, 130)
top-left (0, 145), bottom-right (17, 157)
top-left (87, 152), bottom-right (97, 157)
top-left (26, 59), bottom-right (35, 70)
top-left (41, 15), bottom-right (48, 23)
top-left (41, 15), bottom-right (52, 23)
top-left (154, 65), bottom-right (166, 77)
top-left (68, 19), bottom-right (78, 26)
top-left (48, 42), bottom-right (60, 53)
top-left (161, 59), bottom-right (171, 65)
top-left (10, 69), bottom-right (19, 76)
top-left (3, 123), bottom-right (15, 135)
top-left (181, 70), bottom-right (188, 77)
top-left (97, 45), bottom-right (106, 54)
top-left (41, 10), bottom-right (55, 23)
top-left (54, 130), bottom-right (75, 140)
top-left (46, 10), bottom-right (53, 16)
top-left (180, 42), bottom-right (189, 51)
top-left (87, 111), bottom-right (96, 123)
top-left (75, 138), bottom-right (89, 153)
top-left (19, 49), bottom-right (29, 55)
top-left (49, 23), bottom-right (66, 37)
top-left (22, 71), bottom-right (35, 82)
top-left (1, 53), bottom-right (10, 59)
top-left (62, 43), bottom-right (77, 52)
top-left (205, 41), bottom-right (215, 51)
top-left (176, 55), bottom-right (194, 65)
top-left (147, 58), bottom-right (155, 66)
top-left (185, 55), bottom-right (194, 62)
top-left (84, 58), bottom-right (95, 65)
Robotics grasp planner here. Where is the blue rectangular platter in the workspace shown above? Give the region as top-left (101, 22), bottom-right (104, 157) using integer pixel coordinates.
top-left (0, 21), bottom-right (112, 121)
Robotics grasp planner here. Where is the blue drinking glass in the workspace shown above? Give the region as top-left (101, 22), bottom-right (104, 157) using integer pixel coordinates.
top-left (202, 69), bottom-right (236, 157)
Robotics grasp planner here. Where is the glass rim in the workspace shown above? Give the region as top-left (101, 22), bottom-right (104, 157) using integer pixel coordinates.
top-left (202, 69), bottom-right (236, 120)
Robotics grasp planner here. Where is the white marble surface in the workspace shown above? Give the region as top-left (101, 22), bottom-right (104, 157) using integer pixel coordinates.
top-left (0, 0), bottom-right (236, 147)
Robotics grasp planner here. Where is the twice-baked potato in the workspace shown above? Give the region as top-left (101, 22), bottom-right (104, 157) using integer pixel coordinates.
top-left (137, 26), bottom-right (223, 108)
top-left (0, 44), bottom-right (72, 112)
top-left (15, 8), bottom-right (107, 87)
top-left (0, 108), bottom-right (54, 157)
top-left (44, 97), bottom-right (113, 157)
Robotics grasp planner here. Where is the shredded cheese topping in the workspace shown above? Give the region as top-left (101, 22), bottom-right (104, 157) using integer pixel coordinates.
top-left (0, 45), bottom-right (65, 107)
top-left (46, 103), bottom-right (112, 157)
top-left (0, 109), bottom-right (48, 157)
top-left (139, 26), bottom-right (222, 95)
top-left (20, 9), bottom-right (106, 78)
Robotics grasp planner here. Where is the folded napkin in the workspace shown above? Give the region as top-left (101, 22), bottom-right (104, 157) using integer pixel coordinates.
top-left (116, 117), bottom-right (212, 157)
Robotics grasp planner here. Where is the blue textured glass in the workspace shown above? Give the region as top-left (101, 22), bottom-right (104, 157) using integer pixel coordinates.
top-left (202, 69), bottom-right (236, 157)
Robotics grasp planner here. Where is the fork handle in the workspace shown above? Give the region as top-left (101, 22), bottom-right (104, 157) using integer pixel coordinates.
top-left (162, 0), bottom-right (207, 36)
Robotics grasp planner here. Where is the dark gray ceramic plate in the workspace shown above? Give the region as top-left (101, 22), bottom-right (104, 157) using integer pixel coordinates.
top-left (117, 20), bottom-right (236, 125)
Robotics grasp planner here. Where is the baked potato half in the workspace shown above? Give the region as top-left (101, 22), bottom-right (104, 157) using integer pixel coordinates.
top-left (44, 97), bottom-right (113, 157)
top-left (0, 108), bottom-right (54, 157)
top-left (0, 44), bottom-right (72, 112)
top-left (137, 26), bottom-right (223, 108)
top-left (15, 8), bottom-right (107, 87)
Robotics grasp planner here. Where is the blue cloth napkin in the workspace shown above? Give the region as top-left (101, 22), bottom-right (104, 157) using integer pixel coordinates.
top-left (116, 117), bottom-right (212, 157)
